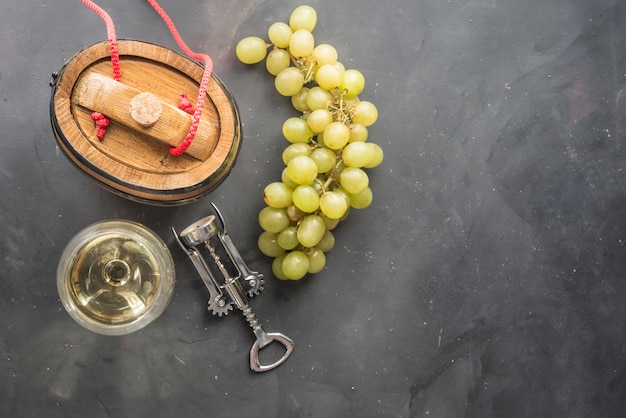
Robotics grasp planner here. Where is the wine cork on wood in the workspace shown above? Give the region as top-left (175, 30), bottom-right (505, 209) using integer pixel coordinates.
top-left (74, 72), bottom-right (217, 161)
top-left (130, 92), bottom-right (162, 127)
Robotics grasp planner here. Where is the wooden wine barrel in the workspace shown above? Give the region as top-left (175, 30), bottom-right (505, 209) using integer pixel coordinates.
top-left (50, 39), bottom-right (241, 205)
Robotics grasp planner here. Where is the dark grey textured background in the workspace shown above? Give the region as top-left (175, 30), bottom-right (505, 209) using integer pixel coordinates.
top-left (1, 0), bottom-right (625, 416)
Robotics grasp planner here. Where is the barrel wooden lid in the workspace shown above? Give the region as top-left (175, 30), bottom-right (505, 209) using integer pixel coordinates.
top-left (51, 40), bottom-right (241, 205)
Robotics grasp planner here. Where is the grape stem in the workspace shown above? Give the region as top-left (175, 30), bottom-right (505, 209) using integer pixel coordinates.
top-left (320, 176), bottom-right (334, 193)
top-left (292, 57), bottom-right (316, 83)
top-left (328, 89), bottom-right (354, 124)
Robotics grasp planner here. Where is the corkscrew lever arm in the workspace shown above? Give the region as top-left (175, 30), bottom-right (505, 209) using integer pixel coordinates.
top-left (171, 228), bottom-right (226, 311)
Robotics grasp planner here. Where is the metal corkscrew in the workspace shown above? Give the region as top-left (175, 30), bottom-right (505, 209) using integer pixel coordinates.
top-left (172, 203), bottom-right (294, 372)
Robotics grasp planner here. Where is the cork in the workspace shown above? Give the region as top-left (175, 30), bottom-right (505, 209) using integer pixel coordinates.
top-left (129, 92), bottom-right (163, 127)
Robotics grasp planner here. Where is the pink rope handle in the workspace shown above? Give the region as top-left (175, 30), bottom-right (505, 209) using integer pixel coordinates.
top-left (146, 0), bottom-right (214, 156)
top-left (79, 0), bottom-right (121, 81)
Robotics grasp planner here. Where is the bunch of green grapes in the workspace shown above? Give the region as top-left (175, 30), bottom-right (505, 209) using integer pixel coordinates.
top-left (236, 5), bottom-right (384, 280)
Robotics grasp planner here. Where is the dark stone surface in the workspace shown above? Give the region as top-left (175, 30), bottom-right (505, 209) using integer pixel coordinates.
top-left (1, 0), bottom-right (625, 416)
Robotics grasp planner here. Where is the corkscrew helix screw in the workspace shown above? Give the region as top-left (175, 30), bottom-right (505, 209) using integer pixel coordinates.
top-left (172, 203), bottom-right (294, 372)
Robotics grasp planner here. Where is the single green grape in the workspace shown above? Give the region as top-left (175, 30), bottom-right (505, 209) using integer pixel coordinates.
top-left (363, 143), bottom-right (384, 168)
top-left (282, 117), bottom-right (313, 143)
top-left (281, 167), bottom-right (299, 189)
top-left (268, 22), bottom-right (292, 48)
top-left (282, 143), bottom-right (311, 165)
top-left (315, 64), bottom-right (342, 90)
top-left (352, 100), bottom-right (378, 126)
top-left (332, 61), bottom-right (346, 77)
top-left (297, 214), bottom-right (326, 247)
top-left (263, 181), bottom-right (293, 208)
top-left (342, 141), bottom-right (374, 168)
top-left (289, 29), bottom-right (315, 58)
top-left (258, 206), bottom-right (291, 233)
top-left (236, 36), bottom-right (268, 64)
top-left (339, 167), bottom-right (369, 194)
top-left (282, 250), bottom-right (310, 280)
top-left (277, 225), bottom-right (299, 250)
top-left (307, 109), bottom-right (333, 133)
top-left (310, 147), bottom-right (337, 173)
top-left (266, 48), bottom-right (291, 76)
top-left (286, 203), bottom-right (306, 222)
top-left (275, 67), bottom-right (305, 96)
top-left (272, 253), bottom-right (289, 280)
top-left (349, 123), bottom-right (369, 142)
top-left (316, 132), bottom-right (328, 148)
top-left (292, 184), bottom-right (320, 213)
top-left (316, 230), bottom-right (335, 252)
top-left (350, 186), bottom-right (373, 209)
top-left (323, 121), bottom-right (351, 150)
top-left (291, 87), bottom-right (310, 112)
top-left (287, 155), bottom-right (318, 185)
top-left (306, 247), bottom-right (326, 274)
top-left (311, 180), bottom-right (323, 195)
top-left (339, 69), bottom-right (365, 98)
top-left (333, 187), bottom-right (352, 207)
top-left (289, 5), bottom-right (317, 32)
top-left (305, 86), bottom-right (333, 111)
top-left (321, 215), bottom-right (340, 231)
top-left (319, 191), bottom-right (348, 219)
top-left (312, 44), bottom-right (338, 66)
top-left (258, 231), bottom-right (286, 257)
